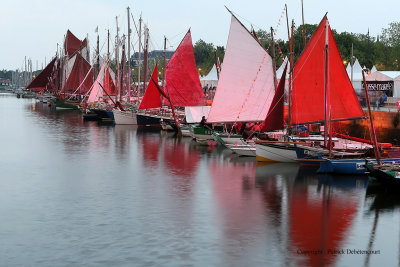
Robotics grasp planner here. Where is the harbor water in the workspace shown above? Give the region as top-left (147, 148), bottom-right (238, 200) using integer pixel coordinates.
top-left (1, 92), bottom-right (400, 267)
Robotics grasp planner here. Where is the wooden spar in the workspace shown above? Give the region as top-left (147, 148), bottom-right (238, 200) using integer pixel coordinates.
top-left (324, 18), bottom-right (329, 148)
top-left (138, 15), bottom-right (142, 97)
top-left (289, 20), bottom-right (294, 130)
top-left (362, 71), bottom-right (381, 165)
top-left (127, 6), bottom-right (131, 102)
top-left (120, 36), bottom-right (126, 102)
top-left (115, 16), bottom-right (120, 102)
top-left (270, 27), bottom-right (277, 90)
top-left (301, 0), bottom-right (306, 48)
top-left (96, 29), bottom-right (100, 78)
top-left (162, 36), bottom-right (167, 93)
top-left (150, 76), bottom-right (182, 136)
top-left (107, 29), bottom-right (110, 61)
top-left (98, 81), bottom-right (117, 105)
top-left (214, 50), bottom-right (220, 79)
top-left (143, 25), bottom-right (149, 91)
top-left (328, 107), bottom-right (333, 159)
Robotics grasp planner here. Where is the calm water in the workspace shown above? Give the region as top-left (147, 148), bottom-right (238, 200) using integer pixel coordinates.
top-left (1, 92), bottom-right (400, 267)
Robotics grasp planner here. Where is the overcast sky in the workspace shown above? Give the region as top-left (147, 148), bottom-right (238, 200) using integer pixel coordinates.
top-left (2, 0), bottom-right (400, 70)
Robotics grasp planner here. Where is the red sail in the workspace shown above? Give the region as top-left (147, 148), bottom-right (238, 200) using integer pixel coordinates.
top-left (64, 30), bottom-right (87, 58)
top-left (164, 30), bottom-right (205, 107)
top-left (104, 66), bottom-right (116, 96)
top-left (62, 53), bottom-right (93, 95)
top-left (292, 16), bottom-right (364, 124)
top-left (26, 58), bottom-right (57, 91)
top-left (261, 63), bottom-right (288, 132)
top-left (139, 64), bottom-right (161, 109)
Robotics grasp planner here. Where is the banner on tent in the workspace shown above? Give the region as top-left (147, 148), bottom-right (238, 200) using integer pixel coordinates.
top-left (362, 81), bottom-right (393, 96)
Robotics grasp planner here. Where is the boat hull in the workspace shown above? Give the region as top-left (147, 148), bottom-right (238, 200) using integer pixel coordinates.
top-left (226, 144), bottom-right (256, 157)
top-left (136, 113), bottom-right (161, 128)
top-left (113, 109), bottom-right (137, 125)
top-left (318, 158), bottom-right (400, 174)
top-left (55, 99), bottom-right (79, 110)
top-left (255, 142), bottom-right (297, 162)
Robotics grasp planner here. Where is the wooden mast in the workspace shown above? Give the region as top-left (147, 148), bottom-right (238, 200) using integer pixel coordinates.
top-left (115, 16), bottom-right (120, 102)
top-left (362, 71), bottom-right (381, 165)
top-left (162, 36), bottom-right (167, 90)
top-left (270, 27), bottom-right (277, 90)
top-left (289, 20), bottom-right (294, 131)
top-left (127, 6), bottom-right (131, 102)
top-left (214, 50), bottom-right (220, 79)
top-left (138, 14), bottom-right (142, 97)
top-left (324, 18), bottom-right (329, 147)
top-left (301, 0), bottom-right (306, 48)
top-left (285, 4), bottom-right (291, 128)
top-left (143, 25), bottom-right (149, 91)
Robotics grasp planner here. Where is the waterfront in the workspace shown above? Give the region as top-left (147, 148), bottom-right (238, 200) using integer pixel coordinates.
top-left (1, 92), bottom-right (400, 266)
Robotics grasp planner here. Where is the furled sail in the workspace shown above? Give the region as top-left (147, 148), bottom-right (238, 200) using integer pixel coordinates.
top-left (291, 16), bottom-right (364, 124)
top-left (164, 30), bottom-right (205, 107)
top-left (139, 64), bottom-right (161, 109)
top-left (26, 58), bottom-right (57, 91)
top-left (261, 63), bottom-right (288, 132)
top-left (207, 15), bottom-right (275, 123)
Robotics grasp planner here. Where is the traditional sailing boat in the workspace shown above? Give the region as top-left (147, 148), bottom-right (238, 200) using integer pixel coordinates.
top-left (255, 15), bottom-right (371, 162)
top-left (203, 12), bottom-right (276, 145)
top-left (56, 30), bottom-right (93, 109)
top-left (136, 29), bottom-right (204, 128)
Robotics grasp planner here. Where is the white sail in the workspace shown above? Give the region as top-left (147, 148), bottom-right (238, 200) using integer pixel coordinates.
top-left (207, 15), bottom-right (275, 123)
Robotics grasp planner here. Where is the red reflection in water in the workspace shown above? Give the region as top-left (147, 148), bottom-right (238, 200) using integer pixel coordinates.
top-left (138, 133), bottom-right (160, 167)
top-left (209, 161), bottom-right (264, 238)
top-left (290, 178), bottom-right (359, 267)
top-left (163, 138), bottom-right (200, 178)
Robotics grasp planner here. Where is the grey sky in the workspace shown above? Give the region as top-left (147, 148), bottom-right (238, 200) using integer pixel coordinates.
top-left (2, 0), bottom-right (400, 70)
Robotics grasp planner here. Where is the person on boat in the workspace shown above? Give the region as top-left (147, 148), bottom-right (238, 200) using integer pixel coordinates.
top-left (200, 116), bottom-right (206, 127)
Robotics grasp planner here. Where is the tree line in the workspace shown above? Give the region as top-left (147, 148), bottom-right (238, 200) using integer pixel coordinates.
top-left (193, 21), bottom-right (400, 76)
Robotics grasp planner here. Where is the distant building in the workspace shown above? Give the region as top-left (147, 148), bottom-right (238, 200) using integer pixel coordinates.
top-left (0, 79), bottom-right (10, 86)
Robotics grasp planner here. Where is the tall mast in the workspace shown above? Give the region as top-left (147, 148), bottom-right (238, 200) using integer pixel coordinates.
top-left (285, 5), bottom-right (291, 128)
top-left (214, 50), bottom-right (220, 79)
top-left (324, 19), bottom-right (329, 147)
top-left (107, 29), bottom-right (110, 62)
top-left (288, 20), bottom-right (294, 130)
top-left (143, 25), bottom-right (149, 91)
top-left (271, 27), bottom-right (277, 90)
top-left (362, 71), bottom-right (381, 165)
top-left (116, 16), bottom-right (120, 102)
top-left (24, 56), bottom-right (27, 86)
top-left (127, 6), bottom-right (131, 102)
top-left (162, 36), bottom-right (167, 90)
top-left (301, 0), bottom-right (306, 48)
top-left (96, 27), bottom-right (100, 78)
top-left (138, 14), bottom-right (142, 96)
top-left (120, 35), bottom-right (126, 102)
top-left (351, 43), bottom-right (354, 83)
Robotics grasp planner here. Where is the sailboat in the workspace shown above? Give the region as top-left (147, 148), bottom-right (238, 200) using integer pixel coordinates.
top-left (114, 64), bottom-right (162, 125)
top-left (255, 15), bottom-right (372, 163)
top-left (56, 30), bottom-right (93, 109)
top-left (203, 12), bottom-right (276, 146)
top-left (136, 29), bottom-right (204, 128)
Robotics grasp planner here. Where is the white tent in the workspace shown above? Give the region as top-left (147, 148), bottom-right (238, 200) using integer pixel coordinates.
top-left (200, 64), bottom-right (219, 88)
top-left (371, 65), bottom-right (377, 73)
top-left (346, 58), bottom-right (364, 94)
